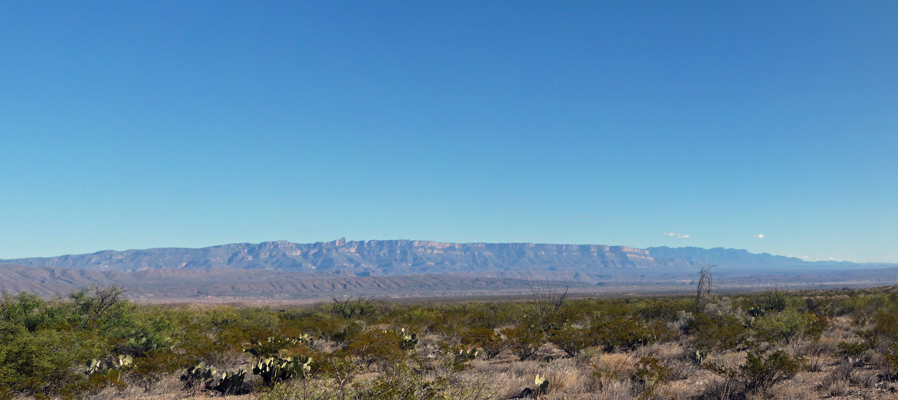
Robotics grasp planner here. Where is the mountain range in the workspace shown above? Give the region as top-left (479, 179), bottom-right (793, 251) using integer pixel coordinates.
top-left (3, 240), bottom-right (894, 301)
top-left (0, 239), bottom-right (881, 275)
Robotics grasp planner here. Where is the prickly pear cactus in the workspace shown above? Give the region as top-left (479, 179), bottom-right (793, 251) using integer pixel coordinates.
top-left (85, 355), bottom-right (134, 375)
top-left (211, 369), bottom-right (246, 394)
top-left (244, 336), bottom-right (300, 358)
top-left (400, 329), bottom-right (419, 350)
top-left (296, 333), bottom-right (314, 346)
top-left (457, 348), bottom-right (478, 361)
top-left (444, 347), bottom-right (479, 372)
top-left (113, 355), bottom-right (133, 369)
top-left (180, 363), bottom-right (247, 393)
top-left (252, 355), bottom-right (312, 385)
top-left (181, 362), bottom-right (216, 389)
top-left (86, 359), bottom-right (103, 375)
top-left (534, 373), bottom-right (550, 395)
top-left (380, 328), bottom-right (420, 350)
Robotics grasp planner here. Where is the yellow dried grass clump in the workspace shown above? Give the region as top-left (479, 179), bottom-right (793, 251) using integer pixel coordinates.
top-left (593, 353), bottom-right (637, 381)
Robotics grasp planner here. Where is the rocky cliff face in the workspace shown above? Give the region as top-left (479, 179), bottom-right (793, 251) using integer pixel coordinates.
top-left (1, 239), bottom-right (664, 274)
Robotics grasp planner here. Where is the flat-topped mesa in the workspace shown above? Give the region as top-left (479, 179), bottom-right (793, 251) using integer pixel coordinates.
top-left (610, 246), bottom-right (653, 257)
top-left (411, 241), bottom-right (458, 249)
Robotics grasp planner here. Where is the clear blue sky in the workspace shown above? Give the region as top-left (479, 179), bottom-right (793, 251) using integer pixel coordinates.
top-left (1, 1), bottom-right (896, 263)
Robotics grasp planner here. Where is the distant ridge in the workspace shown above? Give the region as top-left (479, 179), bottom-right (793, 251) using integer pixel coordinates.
top-left (0, 239), bottom-right (662, 274)
top-left (1, 240), bottom-right (885, 276)
top-left (646, 246), bottom-right (803, 266)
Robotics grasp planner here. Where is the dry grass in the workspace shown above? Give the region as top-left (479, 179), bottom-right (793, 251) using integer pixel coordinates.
top-left (541, 358), bottom-right (590, 395)
top-left (703, 350), bottom-right (745, 371)
top-left (758, 384), bottom-right (808, 400)
top-left (586, 380), bottom-right (634, 400)
top-left (74, 374), bottom-right (255, 400)
top-left (797, 340), bottom-right (836, 372)
top-left (593, 353), bottom-right (637, 381)
top-left (822, 376), bottom-right (850, 397)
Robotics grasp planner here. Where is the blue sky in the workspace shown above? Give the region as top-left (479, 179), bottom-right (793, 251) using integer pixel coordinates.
top-left (1, 1), bottom-right (896, 262)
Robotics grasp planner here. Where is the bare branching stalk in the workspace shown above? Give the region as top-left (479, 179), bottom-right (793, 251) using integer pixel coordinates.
top-left (527, 272), bottom-right (571, 320)
top-left (695, 265), bottom-right (715, 313)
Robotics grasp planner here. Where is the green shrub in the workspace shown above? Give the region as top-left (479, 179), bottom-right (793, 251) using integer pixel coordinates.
top-left (330, 297), bottom-right (383, 320)
top-left (0, 324), bottom-right (103, 396)
top-left (127, 348), bottom-right (183, 391)
top-left (837, 342), bottom-right (869, 365)
top-left (592, 316), bottom-right (672, 352)
top-left (460, 327), bottom-right (505, 359)
top-left (345, 330), bottom-right (407, 371)
top-left (503, 326), bottom-right (545, 361)
top-left (549, 325), bottom-right (592, 357)
top-left (804, 311), bottom-right (829, 342)
top-left (705, 349), bottom-right (803, 394)
top-left (760, 289), bottom-right (790, 313)
top-left (330, 321), bottom-right (364, 346)
top-left (865, 310), bottom-right (898, 348)
top-left (0, 292), bottom-right (46, 331)
top-left (691, 313), bottom-right (747, 352)
top-left (752, 309), bottom-right (812, 345)
top-left (637, 298), bottom-right (692, 322)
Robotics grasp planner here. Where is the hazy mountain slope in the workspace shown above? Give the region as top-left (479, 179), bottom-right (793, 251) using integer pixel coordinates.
top-left (0, 264), bottom-right (584, 300)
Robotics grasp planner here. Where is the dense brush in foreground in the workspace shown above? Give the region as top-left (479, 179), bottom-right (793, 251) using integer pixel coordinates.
top-left (3, 284), bottom-right (898, 399)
